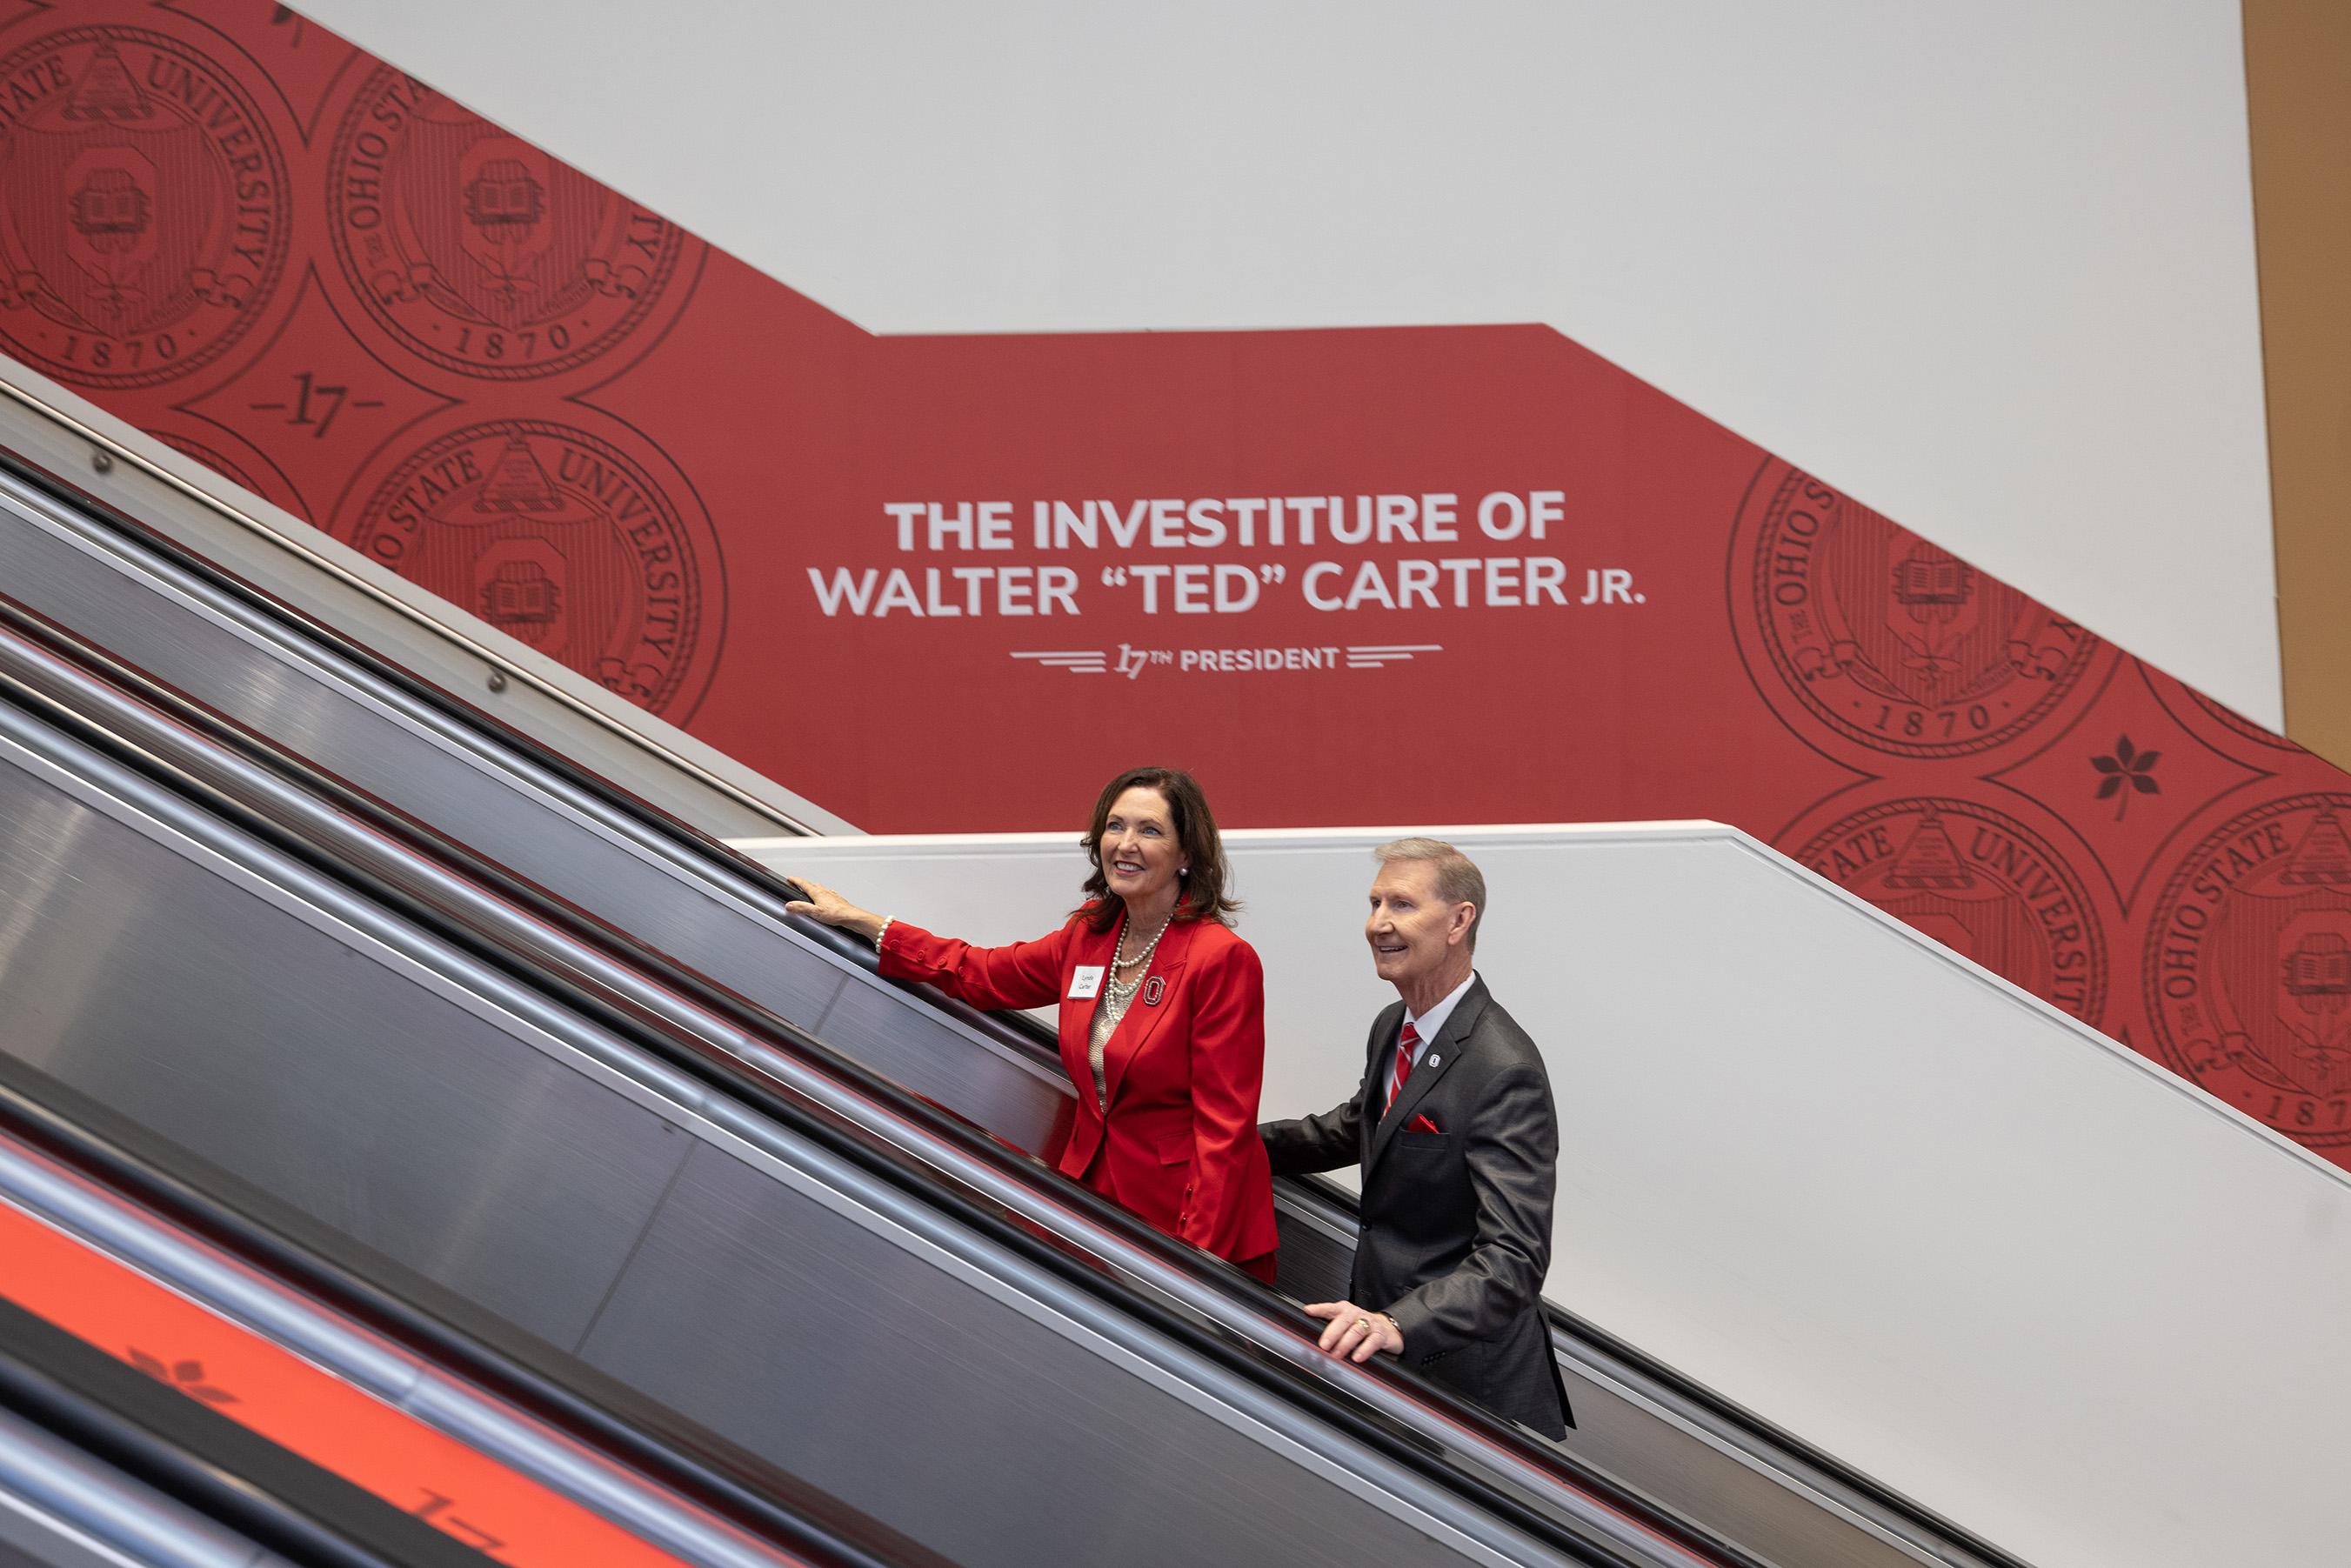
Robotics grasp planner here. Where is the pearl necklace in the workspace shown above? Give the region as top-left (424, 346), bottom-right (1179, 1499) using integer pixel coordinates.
top-left (1105, 909), bottom-right (1172, 1000)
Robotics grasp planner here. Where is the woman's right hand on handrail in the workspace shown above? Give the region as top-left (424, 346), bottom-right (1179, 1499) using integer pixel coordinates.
top-left (782, 877), bottom-right (888, 944)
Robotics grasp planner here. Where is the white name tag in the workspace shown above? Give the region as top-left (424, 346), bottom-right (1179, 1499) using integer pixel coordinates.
top-left (1068, 965), bottom-right (1105, 999)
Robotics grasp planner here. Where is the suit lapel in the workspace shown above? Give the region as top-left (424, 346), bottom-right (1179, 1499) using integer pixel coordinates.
top-left (1367, 978), bottom-right (1487, 1170)
top-left (1102, 917), bottom-right (1193, 1108)
top-left (1060, 917), bottom-right (1120, 1100)
top-left (1358, 1002), bottom-right (1406, 1169)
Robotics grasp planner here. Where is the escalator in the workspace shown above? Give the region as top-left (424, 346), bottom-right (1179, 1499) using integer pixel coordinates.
top-left (0, 391), bottom-right (2020, 1568)
top-left (0, 510), bottom-right (1728, 1568)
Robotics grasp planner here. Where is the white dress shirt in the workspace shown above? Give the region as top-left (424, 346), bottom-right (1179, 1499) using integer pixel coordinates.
top-left (1388, 969), bottom-right (1477, 1103)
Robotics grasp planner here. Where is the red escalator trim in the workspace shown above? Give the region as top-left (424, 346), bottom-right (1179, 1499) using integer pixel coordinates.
top-left (0, 1198), bottom-right (698, 1567)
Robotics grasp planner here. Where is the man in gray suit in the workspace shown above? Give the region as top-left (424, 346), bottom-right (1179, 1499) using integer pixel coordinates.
top-left (1260, 837), bottom-right (1573, 1438)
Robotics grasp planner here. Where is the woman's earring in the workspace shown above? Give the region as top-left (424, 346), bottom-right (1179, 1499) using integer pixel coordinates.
top-left (1179, 866), bottom-right (1190, 877)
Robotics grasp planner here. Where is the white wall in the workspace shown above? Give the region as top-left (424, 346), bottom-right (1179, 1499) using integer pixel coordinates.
top-left (742, 824), bottom-right (2351, 1568)
top-left (300, 0), bottom-right (2281, 730)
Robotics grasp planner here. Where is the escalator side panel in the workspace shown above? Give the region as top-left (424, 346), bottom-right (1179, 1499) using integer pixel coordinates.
top-left (0, 758), bottom-right (693, 1353)
top-left (812, 975), bottom-right (1070, 1158)
top-left (1270, 1201), bottom-right (1358, 1305)
top-left (579, 1140), bottom-right (1428, 1568)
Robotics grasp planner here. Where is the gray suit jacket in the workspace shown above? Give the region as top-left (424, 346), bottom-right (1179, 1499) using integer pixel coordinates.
top-left (1262, 976), bottom-right (1572, 1437)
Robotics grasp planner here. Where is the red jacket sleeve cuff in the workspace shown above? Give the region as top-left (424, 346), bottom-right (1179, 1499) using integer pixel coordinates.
top-left (876, 919), bottom-right (923, 978)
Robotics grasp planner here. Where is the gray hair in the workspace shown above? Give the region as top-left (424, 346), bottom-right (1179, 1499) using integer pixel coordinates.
top-left (1373, 837), bottom-right (1486, 950)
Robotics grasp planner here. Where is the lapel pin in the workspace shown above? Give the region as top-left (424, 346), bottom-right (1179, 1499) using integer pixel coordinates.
top-left (1427, 1053), bottom-right (1440, 1066)
top-left (1143, 977), bottom-right (1165, 1006)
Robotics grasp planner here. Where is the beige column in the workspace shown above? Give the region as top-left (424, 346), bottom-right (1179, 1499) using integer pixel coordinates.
top-left (2246, 0), bottom-right (2351, 763)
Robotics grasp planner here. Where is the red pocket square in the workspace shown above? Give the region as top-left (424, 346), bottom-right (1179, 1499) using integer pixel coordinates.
top-left (1407, 1113), bottom-right (1441, 1134)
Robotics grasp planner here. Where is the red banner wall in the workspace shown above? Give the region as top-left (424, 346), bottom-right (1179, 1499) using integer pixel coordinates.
top-left (6, 3), bottom-right (2350, 1164)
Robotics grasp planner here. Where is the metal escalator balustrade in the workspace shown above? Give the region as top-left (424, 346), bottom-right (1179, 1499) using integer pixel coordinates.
top-left (0, 417), bottom-right (2024, 1568)
top-left (0, 592), bottom-right (1720, 1567)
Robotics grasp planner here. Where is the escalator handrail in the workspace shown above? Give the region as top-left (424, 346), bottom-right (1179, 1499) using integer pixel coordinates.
top-left (0, 1294), bottom-right (482, 1568)
top-left (0, 583), bottom-right (1738, 1568)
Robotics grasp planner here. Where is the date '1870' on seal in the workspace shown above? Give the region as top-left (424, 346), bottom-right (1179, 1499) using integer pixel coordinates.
top-left (328, 70), bottom-right (684, 380)
top-left (0, 29), bottom-right (291, 389)
top-left (1737, 465), bottom-right (2097, 761)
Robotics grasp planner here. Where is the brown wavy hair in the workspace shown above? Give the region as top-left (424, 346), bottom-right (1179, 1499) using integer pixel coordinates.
top-left (1076, 767), bottom-right (1239, 931)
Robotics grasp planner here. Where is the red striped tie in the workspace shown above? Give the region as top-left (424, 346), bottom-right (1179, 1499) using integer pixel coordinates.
top-left (1386, 1021), bottom-right (1422, 1112)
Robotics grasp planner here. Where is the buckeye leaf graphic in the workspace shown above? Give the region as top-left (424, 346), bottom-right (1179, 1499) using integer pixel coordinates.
top-left (2091, 736), bottom-right (2161, 819)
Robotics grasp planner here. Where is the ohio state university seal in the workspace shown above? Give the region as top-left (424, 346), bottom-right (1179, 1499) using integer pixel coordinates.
top-left (0, 29), bottom-right (291, 389)
top-left (2143, 794), bottom-right (2351, 1144)
top-left (328, 70), bottom-right (685, 380)
top-left (351, 421), bottom-right (721, 718)
top-left (1796, 797), bottom-right (2107, 1023)
top-left (1733, 464), bottom-right (2099, 760)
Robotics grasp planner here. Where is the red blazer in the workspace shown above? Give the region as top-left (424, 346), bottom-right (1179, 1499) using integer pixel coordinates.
top-left (879, 912), bottom-right (1279, 1264)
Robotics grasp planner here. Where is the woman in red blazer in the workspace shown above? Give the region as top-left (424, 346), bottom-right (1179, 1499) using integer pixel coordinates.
top-left (785, 767), bottom-right (1280, 1281)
